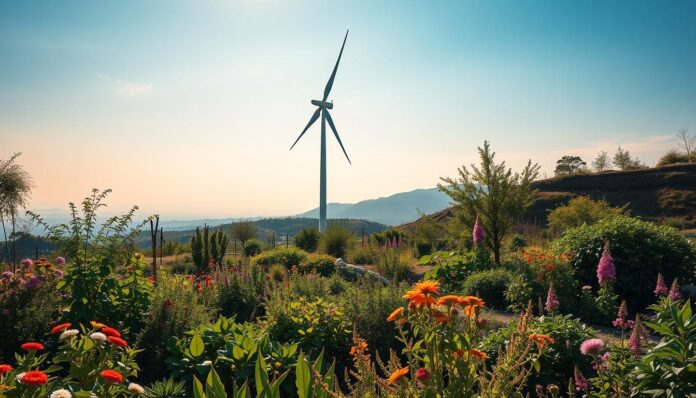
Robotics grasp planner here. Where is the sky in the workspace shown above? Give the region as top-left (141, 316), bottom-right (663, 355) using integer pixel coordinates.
top-left (1, 0), bottom-right (695, 219)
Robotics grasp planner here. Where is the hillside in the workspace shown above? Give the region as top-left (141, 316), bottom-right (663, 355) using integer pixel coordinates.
top-left (402, 163), bottom-right (696, 232)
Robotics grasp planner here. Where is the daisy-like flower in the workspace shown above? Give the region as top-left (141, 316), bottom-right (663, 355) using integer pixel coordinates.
top-left (0, 364), bottom-right (12, 374)
top-left (387, 367), bottom-right (409, 385)
top-left (21, 342), bottom-right (44, 351)
top-left (21, 370), bottom-right (48, 386)
top-left (100, 370), bottom-right (123, 384)
top-left (90, 321), bottom-right (106, 329)
top-left (386, 307), bottom-right (404, 322)
top-left (90, 332), bottom-right (107, 343)
top-left (127, 383), bottom-right (145, 395)
top-left (59, 329), bottom-right (80, 341)
top-left (580, 338), bottom-right (605, 356)
top-left (107, 336), bottom-right (128, 348)
top-left (529, 334), bottom-right (555, 349)
top-left (101, 327), bottom-right (121, 338)
top-left (415, 368), bottom-right (430, 382)
top-left (432, 310), bottom-right (450, 323)
top-left (51, 323), bottom-right (71, 334)
top-left (412, 280), bottom-right (440, 296)
top-left (50, 389), bottom-right (73, 398)
top-left (436, 295), bottom-right (461, 306)
top-left (458, 296), bottom-right (485, 308)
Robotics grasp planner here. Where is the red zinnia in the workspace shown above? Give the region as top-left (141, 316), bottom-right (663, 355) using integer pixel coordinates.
top-left (0, 364), bottom-right (12, 374)
top-left (21, 342), bottom-right (44, 351)
top-left (415, 368), bottom-right (430, 382)
top-left (21, 370), bottom-right (48, 386)
top-left (51, 323), bottom-right (71, 334)
top-left (107, 336), bottom-right (128, 348)
top-left (100, 369), bottom-right (123, 384)
top-left (101, 327), bottom-right (121, 338)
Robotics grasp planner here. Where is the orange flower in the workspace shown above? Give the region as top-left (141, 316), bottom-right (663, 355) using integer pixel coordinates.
top-left (432, 310), bottom-right (451, 323)
top-left (412, 280), bottom-right (440, 296)
top-left (90, 321), bottom-right (106, 329)
top-left (101, 327), bottom-right (121, 338)
top-left (50, 323), bottom-right (71, 334)
top-left (107, 336), bottom-right (128, 348)
top-left (100, 369), bottom-right (123, 384)
top-left (529, 333), bottom-right (555, 349)
top-left (469, 349), bottom-right (487, 360)
top-left (436, 295), bottom-right (461, 306)
top-left (410, 293), bottom-right (437, 307)
top-left (387, 307), bottom-right (405, 322)
top-left (457, 296), bottom-right (485, 308)
top-left (453, 349), bottom-right (465, 360)
top-left (21, 342), bottom-right (44, 351)
top-left (464, 305), bottom-right (477, 318)
top-left (387, 366), bottom-right (409, 385)
top-left (21, 370), bottom-right (48, 386)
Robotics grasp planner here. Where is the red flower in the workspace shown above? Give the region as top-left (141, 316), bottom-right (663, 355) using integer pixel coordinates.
top-left (0, 364), bottom-right (12, 374)
top-left (21, 342), bottom-right (44, 351)
top-left (415, 368), bottom-right (430, 382)
top-left (100, 369), bottom-right (123, 384)
top-left (21, 370), bottom-right (48, 386)
top-left (101, 327), bottom-right (121, 338)
top-left (51, 323), bottom-right (72, 334)
top-left (107, 336), bottom-right (128, 348)
top-left (164, 299), bottom-right (172, 309)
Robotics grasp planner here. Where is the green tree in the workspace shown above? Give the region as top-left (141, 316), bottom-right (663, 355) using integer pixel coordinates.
top-left (554, 155), bottom-right (586, 176)
top-left (191, 227), bottom-right (203, 268)
top-left (0, 153), bottom-right (33, 268)
top-left (294, 227), bottom-right (321, 252)
top-left (547, 196), bottom-right (627, 232)
top-left (438, 141), bottom-right (540, 264)
top-left (230, 221), bottom-right (258, 250)
top-left (612, 146), bottom-right (645, 170)
top-left (592, 150), bottom-right (611, 172)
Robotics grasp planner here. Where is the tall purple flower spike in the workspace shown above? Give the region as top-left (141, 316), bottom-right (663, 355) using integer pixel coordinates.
top-left (473, 216), bottom-right (484, 244)
top-left (597, 241), bottom-right (616, 285)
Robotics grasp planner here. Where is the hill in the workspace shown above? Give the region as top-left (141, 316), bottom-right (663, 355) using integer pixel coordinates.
top-left (401, 163), bottom-right (696, 232)
top-left (294, 188), bottom-right (451, 226)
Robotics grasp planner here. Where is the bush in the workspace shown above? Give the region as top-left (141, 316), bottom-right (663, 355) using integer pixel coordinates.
top-left (300, 253), bottom-right (336, 276)
top-left (320, 225), bottom-right (355, 258)
top-left (243, 239), bottom-right (263, 257)
top-left (461, 268), bottom-right (513, 309)
top-left (348, 245), bottom-right (378, 265)
top-left (415, 240), bottom-right (433, 257)
top-left (508, 234), bottom-right (527, 251)
top-left (656, 149), bottom-right (694, 167)
top-left (294, 227), bottom-right (321, 252)
top-left (217, 263), bottom-right (266, 322)
top-left (547, 196), bottom-right (626, 232)
top-left (422, 249), bottom-right (491, 293)
top-left (553, 216), bottom-right (696, 310)
top-left (375, 249), bottom-right (413, 282)
top-left (251, 246), bottom-right (308, 269)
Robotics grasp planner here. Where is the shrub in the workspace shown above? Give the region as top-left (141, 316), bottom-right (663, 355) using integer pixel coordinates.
top-left (300, 253), bottom-right (336, 276)
top-left (293, 227), bottom-right (321, 252)
top-left (375, 249), bottom-right (413, 282)
top-left (553, 216), bottom-right (696, 310)
top-left (422, 249), bottom-right (491, 293)
top-left (320, 225), bottom-right (355, 258)
top-left (217, 263), bottom-right (266, 322)
top-left (269, 264), bottom-right (286, 282)
top-left (508, 233), bottom-right (527, 251)
top-left (656, 149), bottom-right (692, 167)
top-left (243, 239), bottom-right (263, 257)
top-left (461, 268), bottom-right (513, 309)
top-left (415, 240), bottom-right (433, 257)
top-left (348, 245), bottom-right (378, 265)
top-left (547, 196), bottom-right (626, 232)
top-left (251, 246), bottom-right (308, 270)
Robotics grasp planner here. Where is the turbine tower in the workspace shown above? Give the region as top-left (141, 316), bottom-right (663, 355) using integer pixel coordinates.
top-left (290, 30), bottom-right (351, 232)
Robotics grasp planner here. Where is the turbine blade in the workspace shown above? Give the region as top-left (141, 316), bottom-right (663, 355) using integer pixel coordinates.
top-left (290, 108), bottom-right (321, 150)
top-left (322, 30), bottom-right (349, 102)
top-left (325, 111), bottom-right (351, 164)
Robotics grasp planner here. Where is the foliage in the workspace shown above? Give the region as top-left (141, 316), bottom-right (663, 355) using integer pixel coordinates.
top-left (293, 227), bottom-right (321, 253)
top-left (547, 196), bottom-right (627, 232)
top-left (243, 239), bottom-right (263, 257)
top-left (191, 227), bottom-right (229, 271)
top-left (230, 221), bottom-right (258, 249)
top-left (612, 146), bottom-right (645, 170)
top-left (508, 233), bottom-right (527, 251)
top-left (375, 248), bottom-right (413, 282)
top-left (554, 155), bottom-right (586, 176)
top-left (251, 247), bottom-right (308, 270)
top-left (657, 149), bottom-right (695, 167)
top-left (438, 140), bottom-right (540, 264)
top-left (144, 378), bottom-right (188, 398)
top-left (300, 253), bottom-right (336, 276)
top-left (217, 263), bottom-right (266, 322)
top-left (371, 229), bottom-right (405, 247)
top-left (0, 152), bottom-right (33, 268)
top-left (320, 225), bottom-right (355, 258)
top-left (553, 216), bottom-right (696, 310)
top-left (592, 150), bottom-right (611, 172)
top-left (592, 283), bottom-right (619, 325)
top-left (422, 249), bottom-right (491, 293)
top-left (462, 268), bottom-right (513, 310)
top-left (348, 245), bottom-right (378, 265)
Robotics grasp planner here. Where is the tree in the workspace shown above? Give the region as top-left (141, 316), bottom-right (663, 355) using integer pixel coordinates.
top-left (592, 151), bottom-right (610, 172)
top-left (438, 141), bottom-right (540, 264)
top-left (294, 227), bottom-right (321, 252)
top-left (0, 153), bottom-right (33, 268)
top-left (612, 146), bottom-right (645, 170)
top-left (676, 128), bottom-right (694, 157)
top-left (230, 221), bottom-right (258, 251)
top-left (554, 155), bottom-right (586, 176)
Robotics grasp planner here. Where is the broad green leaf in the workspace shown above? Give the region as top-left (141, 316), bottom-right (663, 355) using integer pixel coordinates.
top-left (296, 352), bottom-right (312, 398)
top-left (206, 367), bottom-right (227, 398)
top-left (193, 376), bottom-right (206, 398)
top-left (190, 332), bottom-right (205, 358)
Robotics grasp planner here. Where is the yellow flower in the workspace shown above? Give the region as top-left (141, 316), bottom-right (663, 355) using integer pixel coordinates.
top-left (90, 321), bottom-right (106, 329)
top-left (387, 366), bottom-right (409, 385)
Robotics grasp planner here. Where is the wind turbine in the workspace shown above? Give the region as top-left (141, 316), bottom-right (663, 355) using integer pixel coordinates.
top-left (290, 30), bottom-right (351, 233)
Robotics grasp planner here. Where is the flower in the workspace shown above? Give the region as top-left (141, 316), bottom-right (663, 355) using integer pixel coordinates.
top-left (612, 300), bottom-right (629, 329)
top-left (458, 296), bottom-right (485, 308)
top-left (128, 383), bottom-right (145, 395)
top-left (597, 241), bottom-right (616, 285)
top-left (473, 216), bottom-right (485, 244)
top-left (21, 342), bottom-right (44, 351)
top-left (415, 368), bottom-right (430, 382)
top-left (164, 299), bottom-right (172, 309)
top-left (580, 338), bottom-right (605, 356)
top-left (21, 258), bottom-right (33, 267)
top-left (0, 364), bottom-right (12, 374)
top-left (668, 278), bottom-right (682, 301)
top-left (453, 349), bottom-right (465, 360)
top-left (90, 332), bottom-right (107, 342)
top-left (55, 257), bottom-right (65, 265)
top-left (529, 334), bottom-right (555, 349)
top-left (387, 367), bottom-right (409, 385)
top-left (54, 269), bottom-right (64, 278)
top-left (59, 329), bottom-right (80, 341)
top-left (90, 321), bottom-right (106, 329)
top-left (51, 323), bottom-right (72, 334)
top-left (107, 336), bottom-right (128, 348)
top-left (387, 307), bottom-right (404, 322)
top-left (100, 369), bottom-right (123, 384)
top-left (574, 367), bottom-right (589, 392)
top-left (50, 389), bottom-right (73, 398)
top-left (24, 276), bottom-right (41, 290)
top-left (654, 273), bottom-right (669, 296)
top-left (412, 280), bottom-right (440, 296)
top-left (463, 305), bottom-right (478, 318)
top-left (21, 370), bottom-right (48, 386)
top-left (436, 295), bottom-right (461, 306)
top-left (1, 271), bottom-right (12, 279)
top-left (469, 349), bottom-right (487, 360)
top-left (628, 316), bottom-right (644, 357)
top-left (432, 310), bottom-right (450, 323)
top-left (101, 327), bottom-right (121, 338)
top-left (403, 292), bottom-right (437, 307)
top-left (545, 283), bottom-right (560, 312)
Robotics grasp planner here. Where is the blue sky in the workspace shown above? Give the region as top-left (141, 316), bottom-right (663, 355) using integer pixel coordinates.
top-left (1, 0), bottom-right (695, 218)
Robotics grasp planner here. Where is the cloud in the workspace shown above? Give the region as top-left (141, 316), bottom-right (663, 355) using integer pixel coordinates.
top-left (96, 73), bottom-right (153, 97)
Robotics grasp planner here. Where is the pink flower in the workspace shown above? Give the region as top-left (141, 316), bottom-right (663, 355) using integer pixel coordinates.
top-left (55, 257), bottom-right (65, 265)
top-left (668, 279), bottom-right (681, 301)
top-left (597, 241), bottom-right (615, 285)
top-left (612, 300), bottom-right (630, 329)
top-left (580, 338), bottom-right (605, 356)
top-left (574, 367), bottom-right (590, 391)
top-left (21, 258), bottom-right (33, 267)
top-left (473, 216), bottom-right (484, 244)
top-left (628, 316), bottom-right (643, 357)
top-left (654, 273), bottom-right (669, 296)
top-left (545, 283), bottom-right (560, 312)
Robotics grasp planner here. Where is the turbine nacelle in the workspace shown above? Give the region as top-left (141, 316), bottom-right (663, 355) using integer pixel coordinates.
top-left (311, 99), bottom-right (333, 109)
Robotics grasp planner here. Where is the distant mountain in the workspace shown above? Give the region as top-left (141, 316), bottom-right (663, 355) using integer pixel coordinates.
top-left (293, 188), bottom-right (451, 226)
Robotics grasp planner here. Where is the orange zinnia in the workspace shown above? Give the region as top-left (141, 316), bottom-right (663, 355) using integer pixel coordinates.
top-left (453, 349), bottom-right (465, 360)
top-left (387, 366), bottom-right (409, 385)
top-left (410, 293), bottom-right (437, 307)
top-left (387, 307), bottom-right (405, 322)
top-left (436, 295), bottom-right (461, 306)
top-left (469, 349), bottom-right (487, 360)
top-left (412, 280), bottom-right (440, 296)
top-left (51, 323), bottom-right (71, 334)
top-left (458, 296), bottom-right (485, 308)
top-left (464, 305), bottom-right (477, 318)
top-left (529, 333), bottom-right (555, 349)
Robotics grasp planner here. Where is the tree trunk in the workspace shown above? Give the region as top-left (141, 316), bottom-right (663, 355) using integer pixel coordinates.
top-left (0, 214), bottom-right (9, 266)
top-left (11, 212), bottom-right (16, 271)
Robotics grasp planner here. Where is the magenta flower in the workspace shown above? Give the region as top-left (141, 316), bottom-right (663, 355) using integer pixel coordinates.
top-left (580, 338), bottom-right (605, 356)
top-left (612, 300), bottom-right (629, 329)
top-left (24, 276), bottom-right (41, 290)
top-left (628, 316), bottom-right (643, 356)
top-left (574, 367), bottom-right (590, 392)
top-left (654, 273), bottom-right (669, 296)
top-left (668, 279), bottom-right (681, 301)
top-left (55, 257), bottom-right (65, 266)
top-left (21, 258), bottom-right (33, 267)
top-left (545, 283), bottom-right (560, 312)
top-left (597, 241), bottom-right (616, 285)
top-left (473, 216), bottom-right (484, 244)
top-left (1, 271), bottom-right (12, 280)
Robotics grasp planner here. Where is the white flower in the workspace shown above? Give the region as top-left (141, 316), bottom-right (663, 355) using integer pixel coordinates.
top-left (59, 329), bottom-right (80, 341)
top-left (90, 332), bottom-right (107, 342)
top-left (127, 383), bottom-right (145, 395)
top-left (50, 389), bottom-right (73, 398)
top-left (202, 360), bottom-right (213, 366)
top-left (15, 372), bottom-right (26, 382)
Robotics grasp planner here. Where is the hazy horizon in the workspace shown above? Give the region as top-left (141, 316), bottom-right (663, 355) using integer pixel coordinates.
top-left (2, 0), bottom-right (695, 218)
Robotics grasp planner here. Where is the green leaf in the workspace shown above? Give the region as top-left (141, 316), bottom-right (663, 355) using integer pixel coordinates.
top-left (255, 349), bottom-right (271, 398)
top-left (193, 376), bottom-right (206, 398)
top-left (296, 352), bottom-right (312, 398)
top-left (190, 332), bottom-right (205, 358)
top-left (206, 367), bottom-right (227, 398)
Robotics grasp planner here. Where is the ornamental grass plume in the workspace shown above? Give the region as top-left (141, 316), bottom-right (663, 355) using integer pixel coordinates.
top-left (668, 278), bottom-right (682, 301)
top-left (597, 241), bottom-right (616, 285)
top-left (545, 283), bottom-right (560, 312)
top-left (580, 338), bottom-right (605, 356)
top-left (473, 216), bottom-right (484, 244)
top-left (654, 273), bottom-right (669, 296)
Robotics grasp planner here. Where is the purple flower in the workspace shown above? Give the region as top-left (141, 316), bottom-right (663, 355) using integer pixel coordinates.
top-left (473, 216), bottom-right (484, 244)
top-left (612, 300), bottom-right (629, 329)
top-left (55, 257), bottom-right (65, 266)
top-left (597, 241), bottom-right (616, 285)
top-left (668, 279), bottom-right (681, 301)
top-left (21, 258), bottom-right (33, 267)
top-left (628, 316), bottom-right (643, 356)
top-left (654, 273), bottom-right (669, 297)
top-left (580, 338), bottom-right (605, 356)
top-left (24, 276), bottom-right (41, 290)
top-left (545, 283), bottom-right (560, 312)
top-left (54, 269), bottom-right (64, 279)
top-left (1, 271), bottom-right (12, 280)
top-left (574, 367), bottom-right (590, 392)
top-left (595, 352), bottom-right (611, 371)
